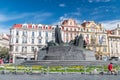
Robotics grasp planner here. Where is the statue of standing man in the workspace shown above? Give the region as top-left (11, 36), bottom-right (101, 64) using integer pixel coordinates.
top-left (55, 25), bottom-right (63, 45)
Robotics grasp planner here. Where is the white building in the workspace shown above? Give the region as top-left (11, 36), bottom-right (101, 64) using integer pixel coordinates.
top-left (9, 23), bottom-right (55, 63)
top-left (108, 24), bottom-right (120, 59)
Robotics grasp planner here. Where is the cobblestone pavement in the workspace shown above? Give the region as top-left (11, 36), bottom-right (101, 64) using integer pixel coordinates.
top-left (0, 73), bottom-right (120, 80)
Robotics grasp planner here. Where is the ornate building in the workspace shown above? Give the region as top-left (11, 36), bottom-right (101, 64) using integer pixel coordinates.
top-left (9, 24), bottom-right (55, 63)
top-left (81, 21), bottom-right (109, 59)
top-left (60, 19), bottom-right (109, 59)
top-left (108, 24), bottom-right (120, 59)
top-left (61, 19), bottom-right (80, 43)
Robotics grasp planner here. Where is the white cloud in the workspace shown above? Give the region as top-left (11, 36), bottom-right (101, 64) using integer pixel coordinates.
top-left (33, 12), bottom-right (52, 23)
top-left (0, 13), bottom-right (32, 22)
top-left (0, 12), bottom-right (52, 22)
top-left (59, 4), bottom-right (66, 7)
top-left (100, 20), bottom-right (120, 30)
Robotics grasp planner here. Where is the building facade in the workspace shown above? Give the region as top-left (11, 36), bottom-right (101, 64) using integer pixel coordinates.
top-left (60, 19), bottom-right (109, 59)
top-left (81, 21), bottom-right (109, 59)
top-left (108, 25), bottom-right (120, 59)
top-left (61, 19), bottom-right (80, 43)
top-left (10, 19), bottom-right (117, 63)
top-left (9, 24), bottom-right (55, 63)
top-left (0, 33), bottom-right (9, 48)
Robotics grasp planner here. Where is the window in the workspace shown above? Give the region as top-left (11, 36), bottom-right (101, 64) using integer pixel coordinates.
top-left (66, 33), bottom-right (68, 37)
top-left (66, 28), bottom-right (68, 31)
top-left (31, 47), bottom-right (34, 52)
top-left (32, 32), bottom-right (34, 37)
top-left (116, 43), bottom-right (117, 48)
top-left (32, 25), bottom-right (35, 28)
top-left (52, 32), bottom-right (55, 38)
top-left (23, 31), bottom-right (27, 36)
top-left (10, 45), bottom-right (13, 51)
top-left (32, 39), bottom-right (34, 44)
top-left (22, 25), bottom-right (27, 28)
top-left (38, 25), bottom-right (42, 29)
top-left (23, 31), bottom-right (24, 36)
top-left (16, 46), bottom-right (18, 52)
top-left (71, 33), bottom-right (72, 38)
top-left (22, 37), bottom-right (27, 43)
top-left (39, 32), bottom-right (41, 36)
top-left (16, 38), bottom-right (18, 43)
top-left (74, 28), bottom-right (76, 31)
top-left (25, 47), bottom-right (27, 52)
top-left (38, 39), bottom-right (41, 44)
top-left (22, 46), bottom-right (27, 52)
top-left (46, 32), bottom-right (48, 37)
top-left (103, 47), bottom-right (107, 52)
top-left (11, 38), bottom-right (13, 43)
top-left (16, 31), bottom-right (19, 36)
top-left (22, 47), bottom-right (24, 52)
top-left (111, 43), bottom-right (112, 47)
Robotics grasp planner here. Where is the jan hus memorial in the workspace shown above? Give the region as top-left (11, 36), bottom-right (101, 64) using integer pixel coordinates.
top-left (37, 25), bottom-right (95, 61)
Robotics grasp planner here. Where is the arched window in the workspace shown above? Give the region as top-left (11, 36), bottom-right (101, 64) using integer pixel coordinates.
top-left (22, 24), bottom-right (27, 28)
top-left (66, 28), bottom-right (68, 31)
top-left (32, 24), bottom-right (35, 29)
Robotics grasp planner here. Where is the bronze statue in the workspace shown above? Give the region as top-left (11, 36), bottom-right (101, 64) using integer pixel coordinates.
top-left (55, 25), bottom-right (63, 45)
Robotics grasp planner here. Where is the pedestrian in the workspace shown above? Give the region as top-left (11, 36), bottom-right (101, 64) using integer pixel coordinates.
top-left (108, 62), bottom-right (117, 74)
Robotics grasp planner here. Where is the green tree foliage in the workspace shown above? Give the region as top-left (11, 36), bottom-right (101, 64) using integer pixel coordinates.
top-left (0, 46), bottom-right (9, 58)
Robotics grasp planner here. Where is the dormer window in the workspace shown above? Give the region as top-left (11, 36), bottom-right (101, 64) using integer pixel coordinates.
top-left (22, 25), bottom-right (27, 28)
top-left (38, 26), bottom-right (42, 29)
top-left (32, 25), bottom-right (35, 29)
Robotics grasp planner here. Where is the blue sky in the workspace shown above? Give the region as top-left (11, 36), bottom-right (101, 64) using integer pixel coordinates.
top-left (0, 0), bottom-right (120, 33)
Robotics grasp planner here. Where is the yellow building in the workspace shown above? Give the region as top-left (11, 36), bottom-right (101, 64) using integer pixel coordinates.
top-left (81, 21), bottom-right (109, 59)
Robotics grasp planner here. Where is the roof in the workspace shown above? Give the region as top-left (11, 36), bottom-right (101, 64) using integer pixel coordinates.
top-left (12, 24), bottom-right (54, 30)
top-left (106, 30), bottom-right (112, 34)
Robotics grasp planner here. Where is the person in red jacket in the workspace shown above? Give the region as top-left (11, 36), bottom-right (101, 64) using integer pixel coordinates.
top-left (108, 62), bottom-right (113, 71)
top-left (108, 62), bottom-right (117, 74)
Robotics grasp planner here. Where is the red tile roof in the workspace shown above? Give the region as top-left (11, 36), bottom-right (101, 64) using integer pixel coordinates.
top-left (12, 24), bottom-right (53, 30)
top-left (13, 24), bottom-right (22, 28)
top-left (106, 30), bottom-right (112, 34)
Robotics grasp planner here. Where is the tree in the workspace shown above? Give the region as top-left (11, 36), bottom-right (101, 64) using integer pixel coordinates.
top-left (0, 47), bottom-right (9, 59)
